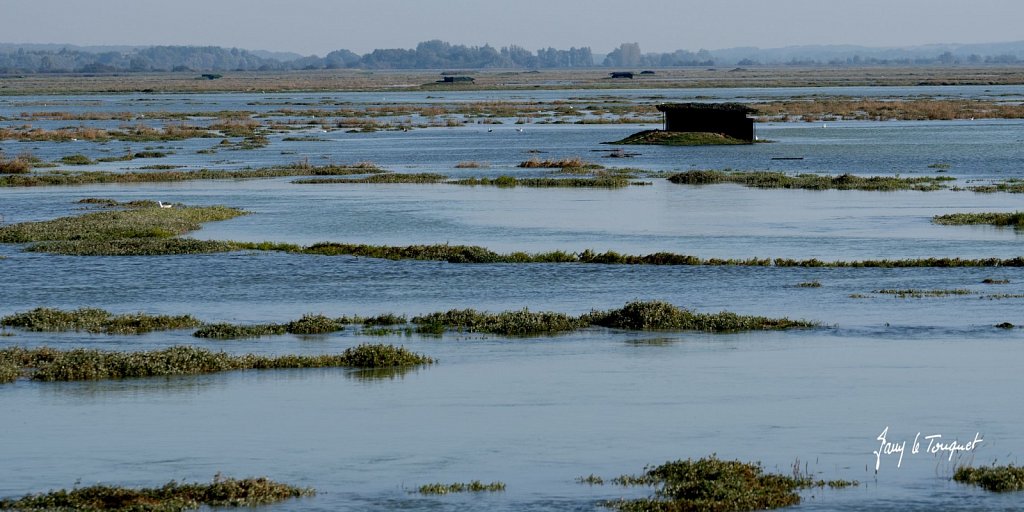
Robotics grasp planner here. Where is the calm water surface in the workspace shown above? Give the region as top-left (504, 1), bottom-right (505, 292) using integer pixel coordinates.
top-left (2, 86), bottom-right (1023, 510)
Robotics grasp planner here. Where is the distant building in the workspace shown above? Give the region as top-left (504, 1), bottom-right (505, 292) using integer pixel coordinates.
top-left (655, 103), bottom-right (758, 142)
top-left (609, 71), bottom-right (634, 79)
top-left (437, 76), bottom-right (475, 83)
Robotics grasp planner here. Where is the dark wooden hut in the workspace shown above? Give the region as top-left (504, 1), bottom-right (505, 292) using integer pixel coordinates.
top-left (655, 103), bottom-right (758, 142)
top-left (609, 71), bottom-right (634, 79)
top-left (438, 76), bottom-right (475, 83)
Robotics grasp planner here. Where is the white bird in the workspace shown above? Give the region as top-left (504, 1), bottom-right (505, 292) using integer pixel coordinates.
top-left (158, 201), bottom-right (172, 209)
top-left (517, 128), bottom-right (524, 133)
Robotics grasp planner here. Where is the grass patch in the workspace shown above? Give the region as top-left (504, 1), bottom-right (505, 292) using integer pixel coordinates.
top-left (668, 170), bottom-right (954, 191)
top-left (1, 307), bottom-right (201, 335)
top-left (292, 172), bottom-right (448, 184)
top-left (797, 280), bottom-right (822, 288)
top-left (287, 314), bottom-right (344, 335)
top-left (0, 153), bottom-right (32, 174)
top-left (0, 202), bottom-right (246, 244)
top-left (954, 464), bottom-right (1024, 492)
top-left (417, 481), bottom-right (506, 495)
top-left (59, 154), bottom-right (95, 165)
top-left (0, 163), bottom-right (385, 187)
top-left (518, 157), bottom-right (600, 169)
top-left (451, 176), bottom-right (642, 188)
top-left (454, 161), bottom-right (489, 168)
top-left (610, 130), bottom-right (751, 146)
top-left (983, 278), bottom-right (1010, 284)
top-left (193, 323), bottom-right (288, 339)
top-left (0, 343), bottom-right (434, 383)
top-left (933, 212), bottom-right (1024, 228)
top-left (965, 179), bottom-right (1024, 193)
top-left (608, 455), bottom-right (857, 512)
top-left (0, 475), bottom-right (313, 510)
top-left (411, 308), bottom-right (588, 336)
top-left (582, 300), bottom-right (815, 332)
top-left (873, 288), bottom-right (974, 298)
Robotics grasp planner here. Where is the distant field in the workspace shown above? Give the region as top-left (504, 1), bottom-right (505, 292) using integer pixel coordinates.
top-left (3, 66), bottom-right (1024, 94)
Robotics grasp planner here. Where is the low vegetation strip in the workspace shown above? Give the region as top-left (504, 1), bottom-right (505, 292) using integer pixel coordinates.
top-left (954, 464), bottom-right (1024, 492)
top-left (610, 130), bottom-right (751, 146)
top-left (0, 203), bottom-right (246, 244)
top-left (933, 211), bottom-right (1024, 228)
top-left (0, 475), bottom-right (313, 511)
top-left (0, 344), bottom-right (434, 383)
top-left (581, 300), bottom-right (812, 332)
top-left (0, 163), bottom-right (385, 187)
top-left (667, 170), bottom-right (955, 191)
top-left (450, 176), bottom-right (645, 188)
top-left (1, 307), bottom-right (200, 335)
top-left (607, 455), bottom-right (858, 512)
top-left (292, 172), bottom-right (448, 184)
top-left (417, 481), bottom-right (506, 495)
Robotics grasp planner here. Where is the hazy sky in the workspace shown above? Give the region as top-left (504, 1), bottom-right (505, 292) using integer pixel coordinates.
top-left (5, 0), bottom-right (1022, 55)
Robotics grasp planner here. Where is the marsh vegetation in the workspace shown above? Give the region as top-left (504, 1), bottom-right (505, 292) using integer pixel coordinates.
top-left (933, 211), bottom-right (1024, 228)
top-left (606, 455), bottom-right (857, 511)
top-left (0, 475), bottom-right (313, 511)
top-left (668, 170), bottom-right (955, 191)
top-left (953, 464), bottom-right (1024, 492)
top-left (0, 343), bottom-right (434, 383)
top-left (1, 307), bottom-right (200, 335)
top-left (416, 481), bottom-right (506, 495)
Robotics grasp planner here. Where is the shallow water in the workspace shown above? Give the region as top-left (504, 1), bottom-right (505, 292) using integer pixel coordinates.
top-left (2, 86), bottom-right (1023, 510)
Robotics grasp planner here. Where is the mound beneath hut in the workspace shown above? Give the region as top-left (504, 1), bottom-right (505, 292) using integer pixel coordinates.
top-left (608, 129), bottom-right (751, 146)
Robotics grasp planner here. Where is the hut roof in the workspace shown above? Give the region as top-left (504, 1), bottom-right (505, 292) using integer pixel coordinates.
top-left (656, 103), bottom-right (758, 115)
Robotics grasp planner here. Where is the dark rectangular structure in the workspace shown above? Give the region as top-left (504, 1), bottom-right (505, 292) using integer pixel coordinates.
top-left (656, 103), bottom-right (758, 142)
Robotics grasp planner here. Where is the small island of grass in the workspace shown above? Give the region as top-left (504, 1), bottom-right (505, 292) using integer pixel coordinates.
top-left (608, 130), bottom-right (751, 146)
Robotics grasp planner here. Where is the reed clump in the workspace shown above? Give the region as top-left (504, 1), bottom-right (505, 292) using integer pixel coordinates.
top-left (518, 156), bottom-right (598, 169)
top-left (933, 211), bottom-right (1024, 228)
top-left (0, 163), bottom-right (385, 187)
top-left (452, 176), bottom-right (643, 188)
top-left (1, 307), bottom-right (201, 335)
top-left (412, 308), bottom-right (587, 336)
top-left (192, 323), bottom-right (288, 339)
top-left (0, 153), bottom-right (32, 174)
top-left (0, 343), bottom-right (434, 383)
top-left (873, 288), bottom-right (974, 298)
top-left (954, 464), bottom-right (1024, 492)
top-left (0, 475), bottom-right (313, 511)
top-left (292, 172), bottom-right (448, 184)
top-left (0, 203), bottom-right (246, 244)
top-left (668, 170), bottom-right (955, 191)
top-left (417, 481), bottom-right (506, 495)
top-left (286, 314), bottom-right (344, 335)
top-left (608, 455), bottom-right (857, 512)
top-left (582, 300), bottom-right (815, 332)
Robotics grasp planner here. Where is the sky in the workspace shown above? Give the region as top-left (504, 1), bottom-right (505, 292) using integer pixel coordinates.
top-left (5, 0), bottom-right (1023, 56)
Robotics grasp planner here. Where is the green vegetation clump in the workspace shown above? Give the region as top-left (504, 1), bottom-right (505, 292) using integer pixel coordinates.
top-left (0, 153), bottom-right (32, 174)
top-left (668, 170), bottom-right (954, 191)
top-left (0, 343), bottom-right (434, 383)
top-left (610, 130), bottom-right (751, 146)
top-left (933, 211), bottom-right (1024, 228)
top-left (873, 288), bottom-right (974, 298)
top-left (412, 308), bottom-right (587, 336)
top-left (954, 464), bottom-right (1024, 492)
top-left (966, 179), bottom-right (1024, 194)
top-left (0, 163), bottom-right (385, 187)
top-left (609, 456), bottom-right (856, 512)
top-left (417, 481), bottom-right (506, 495)
top-left (286, 314), bottom-right (344, 335)
top-left (1, 307), bottom-right (201, 335)
top-left (582, 300), bottom-right (815, 332)
top-left (0, 202), bottom-right (246, 244)
top-left (452, 176), bottom-right (643, 188)
top-left (797, 281), bottom-right (822, 288)
top-left (518, 157), bottom-right (598, 169)
top-left (0, 475), bottom-right (313, 511)
top-left (27, 238), bottom-right (244, 256)
top-left (192, 323), bottom-right (288, 339)
top-left (59, 154), bottom-right (95, 165)
top-left (292, 172), bottom-right (447, 184)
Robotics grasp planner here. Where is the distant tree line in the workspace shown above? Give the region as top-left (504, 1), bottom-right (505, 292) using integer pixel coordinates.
top-left (0, 41), bottom-right (595, 73)
top-left (0, 40), bottom-right (1022, 74)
